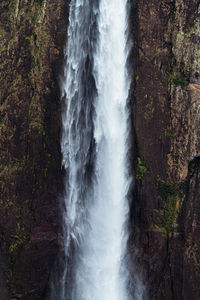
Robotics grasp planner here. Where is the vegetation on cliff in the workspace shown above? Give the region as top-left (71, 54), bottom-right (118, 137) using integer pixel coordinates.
top-left (0, 0), bottom-right (68, 298)
top-left (132, 0), bottom-right (200, 298)
top-left (0, 0), bottom-right (200, 299)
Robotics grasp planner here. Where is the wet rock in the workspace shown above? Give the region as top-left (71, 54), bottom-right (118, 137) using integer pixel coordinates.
top-left (0, 0), bottom-right (68, 298)
top-left (131, 0), bottom-right (200, 299)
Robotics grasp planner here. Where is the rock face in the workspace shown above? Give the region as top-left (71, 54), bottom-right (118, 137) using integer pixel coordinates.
top-left (131, 0), bottom-right (200, 299)
top-left (0, 0), bottom-right (200, 299)
top-left (0, 0), bottom-right (68, 299)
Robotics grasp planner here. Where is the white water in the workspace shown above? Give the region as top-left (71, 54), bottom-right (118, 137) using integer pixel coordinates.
top-left (72, 1), bottom-right (131, 300)
top-left (60, 0), bottom-right (132, 299)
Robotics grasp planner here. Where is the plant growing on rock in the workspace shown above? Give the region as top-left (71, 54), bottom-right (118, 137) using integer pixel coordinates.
top-left (171, 73), bottom-right (188, 89)
top-left (157, 179), bottom-right (179, 237)
top-left (136, 157), bottom-right (147, 180)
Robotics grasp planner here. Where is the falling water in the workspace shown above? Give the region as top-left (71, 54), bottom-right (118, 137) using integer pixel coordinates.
top-left (59, 0), bottom-right (133, 299)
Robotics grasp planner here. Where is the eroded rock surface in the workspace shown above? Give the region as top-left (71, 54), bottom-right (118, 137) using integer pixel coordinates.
top-left (0, 0), bottom-right (200, 299)
top-left (0, 0), bottom-right (68, 298)
top-left (131, 0), bottom-right (200, 299)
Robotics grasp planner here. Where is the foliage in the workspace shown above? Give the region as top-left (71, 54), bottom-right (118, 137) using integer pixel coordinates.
top-left (25, 35), bottom-right (33, 45)
top-left (9, 235), bottom-right (25, 255)
top-left (34, 0), bottom-right (44, 5)
top-left (157, 179), bottom-right (177, 201)
top-left (136, 157), bottom-right (147, 180)
top-left (153, 97), bottom-right (159, 103)
top-left (172, 74), bottom-right (188, 89)
top-left (163, 198), bottom-right (177, 234)
top-left (0, 28), bottom-right (6, 35)
top-left (167, 130), bottom-right (176, 141)
top-left (157, 179), bottom-right (178, 235)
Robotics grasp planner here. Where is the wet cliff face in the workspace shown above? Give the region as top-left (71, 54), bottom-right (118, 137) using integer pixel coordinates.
top-left (0, 0), bottom-right (200, 299)
top-left (0, 0), bottom-right (68, 299)
top-left (132, 0), bottom-right (200, 299)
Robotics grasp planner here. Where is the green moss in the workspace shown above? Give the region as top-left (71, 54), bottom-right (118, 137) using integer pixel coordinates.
top-left (157, 179), bottom-right (178, 235)
top-left (7, 0), bottom-right (18, 20)
top-left (0, 44), bottom-right (6, 51)
top-left (157, 179), bottom-right (177, 201)
top-left (146, 227), bottom-right (166, 233)
top-left (0, 28), bottom-right (6, 35)
top-left (39, 122), bottom-right (45, 136)
top-left (34, 0), bottom-right (44, 4)
top-left (44, 167), bottom-right (47, 177)
top-left (25, 35), bottom-right (33, 45)
top-left (29, 120), bottom-right (45, 136)
top-left (9, 233), bottom-right (26, 255)
top-left (8, 31), bottom-right (17, 49)
top-left (172, 74), bottom-right (188, 89)
top-left (5, 199), bottom-right (14, 208)
top-left (167, 130), bottom-right (176, 141)
top-left (57, 0), bottom-right (62, 18)
top-left (135, 75), bottom-right (139, 81)
top-left (0, 118), bottom-right (4, 127)
top-left (163, 197), bottom-right (177, 233)
top-left (12, 158), bottom-right (20, 167)
top-left (153, 97), bottom-right (159, 103)
top-left (9, 242), bottom-right (18, 255)
top-left (136, 157), bottom-right (147, 180)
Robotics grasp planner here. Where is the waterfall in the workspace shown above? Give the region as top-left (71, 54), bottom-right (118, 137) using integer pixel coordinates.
top-left (59, 0), bottom-right (135, 299)
top-left (59, 0), bottom-right (98, 298)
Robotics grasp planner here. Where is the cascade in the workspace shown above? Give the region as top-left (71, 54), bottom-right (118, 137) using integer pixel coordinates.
top-left (58, 0), bottom-right (137, 299)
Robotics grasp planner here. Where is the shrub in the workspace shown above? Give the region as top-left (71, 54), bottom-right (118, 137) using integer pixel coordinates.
top-left (136, 157), bottom-right (147, 180)
top-left (157, 180), bottom-right (177, 201)
top-left (172, 74), bottom-right (187, 89)
top-left (157, 179), bottom-right (178, 235)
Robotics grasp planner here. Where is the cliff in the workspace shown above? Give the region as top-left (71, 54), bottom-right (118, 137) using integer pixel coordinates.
top-left (131, 0), bottom-right (200, 299)
top-left (0, 0), bottom-right (68, 299)
top-left (0, 0), bottom-right (200, 299)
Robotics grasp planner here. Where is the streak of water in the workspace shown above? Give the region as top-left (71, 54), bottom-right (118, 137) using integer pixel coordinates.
top-left (69, 1), bottom-right (131, 299)
top-left (55, 0), bottom-right (144, 299)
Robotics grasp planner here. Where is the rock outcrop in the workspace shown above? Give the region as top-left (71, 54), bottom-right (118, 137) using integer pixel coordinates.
top-left (0, 0), bottom-right (200, 299)
top-left (0, 0), bottom-right (68, 299)
top-left (131, 0), bottom-right (200, 299)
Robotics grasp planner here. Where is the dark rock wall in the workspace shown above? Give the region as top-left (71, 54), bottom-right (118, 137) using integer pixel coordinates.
top-left (131, 0), bottom-right (200, 299)
top-left (0, 0), bottom-right (200, 299)
top-left (0, 0), bottom-right (68, 299)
